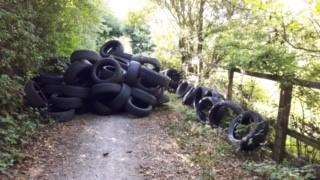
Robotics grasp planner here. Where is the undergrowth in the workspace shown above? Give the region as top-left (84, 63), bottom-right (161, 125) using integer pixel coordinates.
top-left (244, 160), bottom-right (318, 179)
top-left (165, 93), bottom-right (319, 179)
top-left (166, 94), bottom-right (242, 178)
top-left (0, 75), bottom-right (47, 171)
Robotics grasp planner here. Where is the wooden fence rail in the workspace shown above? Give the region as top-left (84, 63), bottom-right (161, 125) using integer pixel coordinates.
top-left (226, 68), bottom-right (320, 163)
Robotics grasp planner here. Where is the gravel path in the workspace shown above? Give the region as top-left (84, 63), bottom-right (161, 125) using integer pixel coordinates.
top-left (2, 111), bottom-right (198, 179)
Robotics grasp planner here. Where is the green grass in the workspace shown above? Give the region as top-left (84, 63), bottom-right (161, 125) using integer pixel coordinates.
top-left (165, 94), bottom-right (234, 178)
top-left (244, 161), bottom-right (318, 179)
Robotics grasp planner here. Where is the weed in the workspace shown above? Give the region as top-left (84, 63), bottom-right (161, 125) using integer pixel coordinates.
top-left (244, 160), bottom-right (318, 179)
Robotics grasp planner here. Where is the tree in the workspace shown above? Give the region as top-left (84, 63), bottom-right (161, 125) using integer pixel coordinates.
top-left (124, 11), bottom-right (155, 54)
top-left (96, 13), bottom-right (123, 47)
top-left (155, 0), bottom-right (206, 72)
top-left (95, 10), bottom-right (155, 55)
top-left (0, 0), bottom-right (104, 76)
top-left (0, 0), bottom-right (105, 170)
top-left (154, 0), bottom-right (248, 80)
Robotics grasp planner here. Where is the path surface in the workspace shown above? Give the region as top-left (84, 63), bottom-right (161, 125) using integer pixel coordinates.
top-left (54, 115), bottom-right (141, 179)
top-left (4, 111), bottom-right (198, 179)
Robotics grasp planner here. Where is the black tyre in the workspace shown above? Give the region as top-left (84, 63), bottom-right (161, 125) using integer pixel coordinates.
top-left (132, 55), bottom-right (161, 72)
top-left (196, 97), bottom-right (216, 123)
top-left (211, 90), bottom-right (225, 100)
top-left (209, 101), bottom-right (243, 128)
top-left (90, 83), bottom-right (121, 100)
top-left (125, 61), bottom-right (141, 85)
top-left (75, 103), bottom-right (90, 115)
top-left (100, 40), bottom-right (124, 57)
top-left (168, 81), bottom-right (179, 93)
top-left (134, 79), bottom-right (162, 96)
top-left (193, 87), bottom-right (205, 108)
top-left (34, 73), bottom-right (63, 86)
top-left (62, 85), bottom-right (90, 99)
top-left (91, 101), bottom-right (113, 116)
top-left (125, 97), bottom-right (152, 117)
top-left (140, 67), bottom-right (170, 88)
top-left (111, 54), bottom-right (131, 68)
top-left (42, 84), bottom-right (63, 97)
top-left (153, 87), bottom-right (166, 100)
top-left (70, 50), bottom-right (101, 64)
top-left (91, 58), bottom-right (123, 83)
top-left (24, 80), bottom-right (48, 108)
top-left (108, 83), bottom-right (131, 112)
top-left (176, 81), bottom-right (193, 98)
top-left (161, 68), bottom-right (182, 82)
top-left (228, 111), bottom-right (269, 151)
top-left (164, 68), bottom-right (183, 93)
top-left (182, 87), bottom-right (196, 107)
top-left (50, 94), bottom-right (83, 110)
top-left (47, 107), bottom-right (75, 123)
top-left (157, 94), bottom-right (170, 105)
top-left (202, 88), bottom-right (213, 97)
top-left (131, 88), bottom-right (157, 106)
top-left (99, 66), bottom-right (115, 79)
top-left (64, 59), bottom-right (93, 86)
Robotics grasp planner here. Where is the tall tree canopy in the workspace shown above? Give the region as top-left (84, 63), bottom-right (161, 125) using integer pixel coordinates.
top-left (155, 0), bottom-right (320, 81)
top-left (124, 11), bottom-right (155, 54)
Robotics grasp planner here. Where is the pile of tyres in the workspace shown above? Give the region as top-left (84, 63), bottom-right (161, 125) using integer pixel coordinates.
top-left (175, 81), bottom-right (269, 151)
top-left (24, 40), bottom-right (171, 122)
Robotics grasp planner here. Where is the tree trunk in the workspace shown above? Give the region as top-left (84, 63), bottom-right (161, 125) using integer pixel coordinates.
top-left (179, 36), bottom-right (187, 64)
top-left (197, 0), bottom-right (205, 82)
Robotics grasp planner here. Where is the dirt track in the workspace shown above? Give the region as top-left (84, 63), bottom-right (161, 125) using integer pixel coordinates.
top-left (2, 111), bottom-right (198, 179)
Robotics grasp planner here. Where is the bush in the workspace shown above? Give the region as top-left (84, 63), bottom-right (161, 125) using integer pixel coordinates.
top-left (0, 6), bottom-right (45, 76)
top-left (0, 0), bottom-right (103, 77)
top-left (0, 75), bottom-right (44, 171)
top-left (39, 57), bottom-right (69, 74)
top-left (0, 0), bottom-right (106, 170)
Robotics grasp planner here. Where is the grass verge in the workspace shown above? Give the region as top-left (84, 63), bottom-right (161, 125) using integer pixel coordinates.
top-left (162, 93), bottom-right (319, 179)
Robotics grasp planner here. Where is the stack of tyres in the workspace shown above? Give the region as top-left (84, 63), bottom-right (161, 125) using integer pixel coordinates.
top-left (24, 40), bottom-right (171, 122)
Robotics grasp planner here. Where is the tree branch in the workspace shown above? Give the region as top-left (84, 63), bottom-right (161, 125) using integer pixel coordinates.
top-left (281, 22), bottom-right (320, 53)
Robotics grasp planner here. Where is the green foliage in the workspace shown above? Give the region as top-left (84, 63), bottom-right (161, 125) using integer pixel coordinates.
top-left (167, 94), bottom-right (234, 178)
top-left (0, 0), bottom-right (103, 76)
top-left (42, 0), bottom-right (103, 55)
top-left (95, 10), bottom-right (155, 55)
top-left (156, 0), bottom-right (320, 163)
top-left (244, 161), bottom-right (318, 179)
top-left (0, 5), bottom-right (43, 76)
top-left (215, 16), bottom-right (297, 76)
top-left (0, 75), bottom-right (45, 171)
top-left (233, 79), bottom-right (269, 110)
top-left (124, 11), bottom-right (155, 54)
top-left (0, 75), bottom-right (24, 114)
top-left (154, 32), bottom-right (182, 69)
top-left (0, 0), bottom-right (105, 171)
top-left (96, 13), bottom-right (123, 47)
top-left (39, 57), bottom-right (69, 74)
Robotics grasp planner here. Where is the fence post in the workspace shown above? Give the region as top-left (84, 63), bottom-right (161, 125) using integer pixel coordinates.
top-left (227, 69), bottom-right (234, 100)
top-left (273, 83), bottom-right (293, 163)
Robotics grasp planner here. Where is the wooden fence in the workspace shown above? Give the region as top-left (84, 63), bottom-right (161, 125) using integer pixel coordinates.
top-left (226, 68), bottom-right (320, 163)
